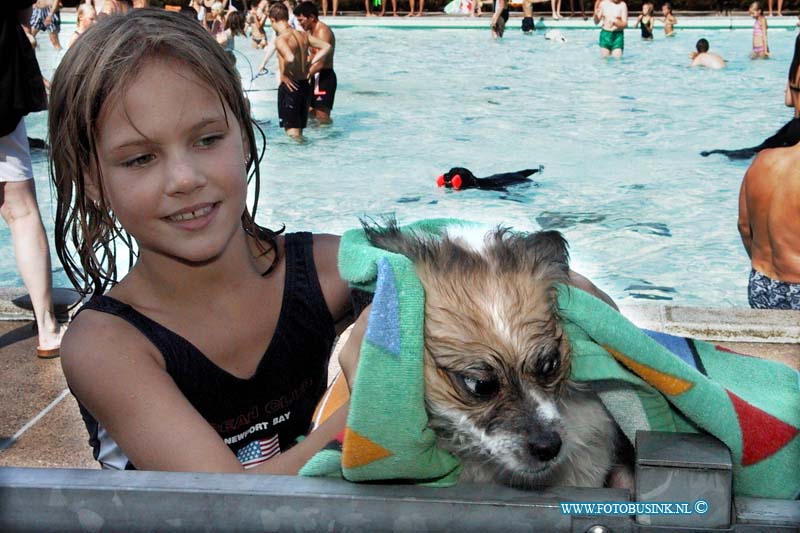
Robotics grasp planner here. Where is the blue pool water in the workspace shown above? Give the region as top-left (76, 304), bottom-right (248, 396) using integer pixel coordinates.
top-left (5, 24), bottom-right (798, 307)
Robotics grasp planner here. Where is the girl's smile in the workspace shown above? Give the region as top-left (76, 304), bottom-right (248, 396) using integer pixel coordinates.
top-left (164, 201), bottom-right (221, 230)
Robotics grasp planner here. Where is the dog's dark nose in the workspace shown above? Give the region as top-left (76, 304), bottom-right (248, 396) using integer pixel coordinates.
top-left (528, 431), bottom-right (562, 462)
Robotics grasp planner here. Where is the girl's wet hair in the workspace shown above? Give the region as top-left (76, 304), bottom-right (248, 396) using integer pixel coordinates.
top-left (49, 8), bottom-right (282, 299)
top-left (225, 10), bottom-right (247, 35)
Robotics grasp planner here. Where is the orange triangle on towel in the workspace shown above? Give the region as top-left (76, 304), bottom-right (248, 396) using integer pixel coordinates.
top-left (342, 428), bottom-right (394, 469)
top-left (727, 390), bottom-right (799, 466)
top-left (604, 346), bottom-right (694, 396)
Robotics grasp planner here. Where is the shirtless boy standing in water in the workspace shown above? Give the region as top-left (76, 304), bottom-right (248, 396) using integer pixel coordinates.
top-left (294, 1), bottom-right (336, 124)
top-left (268, 2), bottom-right (331, 138)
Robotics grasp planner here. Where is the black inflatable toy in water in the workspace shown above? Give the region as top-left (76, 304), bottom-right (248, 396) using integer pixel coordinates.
top-left (436, 166), bottom-right (543, 191)
top-left (701, 118), bottom-right (800, 160)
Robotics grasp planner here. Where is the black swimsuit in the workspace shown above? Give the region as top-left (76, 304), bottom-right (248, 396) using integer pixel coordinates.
top-left (640, 16), bottom-right (653, 39)
top-left (73, 232), bottom-right (337, 470)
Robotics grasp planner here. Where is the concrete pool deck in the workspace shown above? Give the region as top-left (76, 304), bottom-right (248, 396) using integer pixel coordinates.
top-left (0, 286), bottom-right (797, 471)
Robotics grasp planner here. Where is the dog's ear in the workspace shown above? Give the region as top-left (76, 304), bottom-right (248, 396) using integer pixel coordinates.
top-left (525, 230), bottom-right (570, 273)
top-left (446, 167), bottom-right (467, 179)
top-left (361, 216), bottom-right (428, 262)
top-left (459, 168), bottom-right (478, 185)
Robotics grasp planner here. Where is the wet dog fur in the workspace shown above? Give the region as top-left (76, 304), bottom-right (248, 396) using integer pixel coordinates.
top-left (364, 220), bottom-right (630, 489)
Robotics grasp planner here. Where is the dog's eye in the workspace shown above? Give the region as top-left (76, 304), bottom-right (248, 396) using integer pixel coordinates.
top-left (459, 375), bottom-right (500, 399)
top-left (536, 355), bottom-right (561, 382)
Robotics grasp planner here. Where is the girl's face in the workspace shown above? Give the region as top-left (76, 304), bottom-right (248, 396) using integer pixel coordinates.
top-left (93, 59), bottom-right (249, 266)
top-left (749, 4), bottom-right (760, 16)
top-left (79, 10), bottom-right (96, 29)
top-left (643, 4), bottom-right (652, 15)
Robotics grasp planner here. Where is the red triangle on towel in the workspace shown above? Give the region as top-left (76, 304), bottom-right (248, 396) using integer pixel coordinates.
top-left (726, 390), bottom-right (799, 466)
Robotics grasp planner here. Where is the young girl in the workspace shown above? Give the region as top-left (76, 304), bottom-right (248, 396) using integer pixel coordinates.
top-left (661, 2), bottom-right (676, 36)
top-left (217, 10), bottom-right (246, 51)
top-left (750, 2), bottom-right (769, 59)
top-left (209, 1), bottom-right (226, 38)
top-left (634, 2), bottom-right (654, 40)
top-left (247, 0), bottom-right (268, 49)
top-left (49, 9), bottom-right (364, 473)
top-left (67, 3), bottom-right (96, 48)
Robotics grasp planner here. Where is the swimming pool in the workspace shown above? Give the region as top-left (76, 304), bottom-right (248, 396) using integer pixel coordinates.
top-left (5, 21), bottom-right (798, 307)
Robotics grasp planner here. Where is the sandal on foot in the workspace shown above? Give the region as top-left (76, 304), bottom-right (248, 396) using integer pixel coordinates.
top-left (36, 346), bottom-right (60, 359)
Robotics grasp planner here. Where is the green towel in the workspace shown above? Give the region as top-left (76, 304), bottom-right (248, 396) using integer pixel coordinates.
top-left (301, 219), bottom-right (800, 499)
top-left (559, 284), bottom-right (799, 499)
top-left (300, 219), bottom-right (464, 485)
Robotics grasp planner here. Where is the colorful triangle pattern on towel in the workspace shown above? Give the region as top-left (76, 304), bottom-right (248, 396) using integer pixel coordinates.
top-left (604, 346), bottom-right (694, 396)
top-left (364, 258), bottom-right (401, 357)
top-left (726, 390), bottom-right (800, 466)
top-left (342, 428), bottom-right (394, 468)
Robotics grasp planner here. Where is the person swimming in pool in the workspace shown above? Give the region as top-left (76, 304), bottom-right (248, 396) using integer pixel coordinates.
top-left (594, 0), bottom-right (628, 58)
top-left (690, 38), bottom-right (726, 69)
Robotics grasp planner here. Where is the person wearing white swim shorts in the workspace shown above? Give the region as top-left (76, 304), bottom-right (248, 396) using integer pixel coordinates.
top-left (1, 2), bottom-right (66, 357)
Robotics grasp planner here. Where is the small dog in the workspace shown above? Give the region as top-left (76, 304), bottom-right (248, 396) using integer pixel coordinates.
top-left (365, 220), bottom-right (631, 489)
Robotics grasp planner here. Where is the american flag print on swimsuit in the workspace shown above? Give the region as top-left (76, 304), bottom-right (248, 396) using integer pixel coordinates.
top-left (236, 435), bottom-right (281, 469)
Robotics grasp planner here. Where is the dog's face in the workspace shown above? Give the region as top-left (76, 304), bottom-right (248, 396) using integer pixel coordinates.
top-left (437, 167), bottom-right (478, 190)
top-left (366, 222), bottom-right (577, 487)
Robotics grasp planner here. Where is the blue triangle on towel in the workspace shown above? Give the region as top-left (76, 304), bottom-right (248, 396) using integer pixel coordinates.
top-left (364, 257), bottom-right (401, 357)
top-left (643, 329), bottom-right (698, 370)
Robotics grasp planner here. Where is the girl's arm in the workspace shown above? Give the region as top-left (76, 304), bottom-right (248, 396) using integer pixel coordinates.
top-left (61, 313), bottom-right (350, 475)
top-left (763, 18), bottom-right (769, 53)
top-left (337, 306), bottom-right (370, 390)
top-left (568, 270), bottom-right (619, 310)
top-left (311, 234), bottom-right (355, 333)
top-left (786, 82), bottom-right (793, 107)
top-left (311, 234), bottom-right (368, 387)
top-left (634, 14), bottom-right (641, 27)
